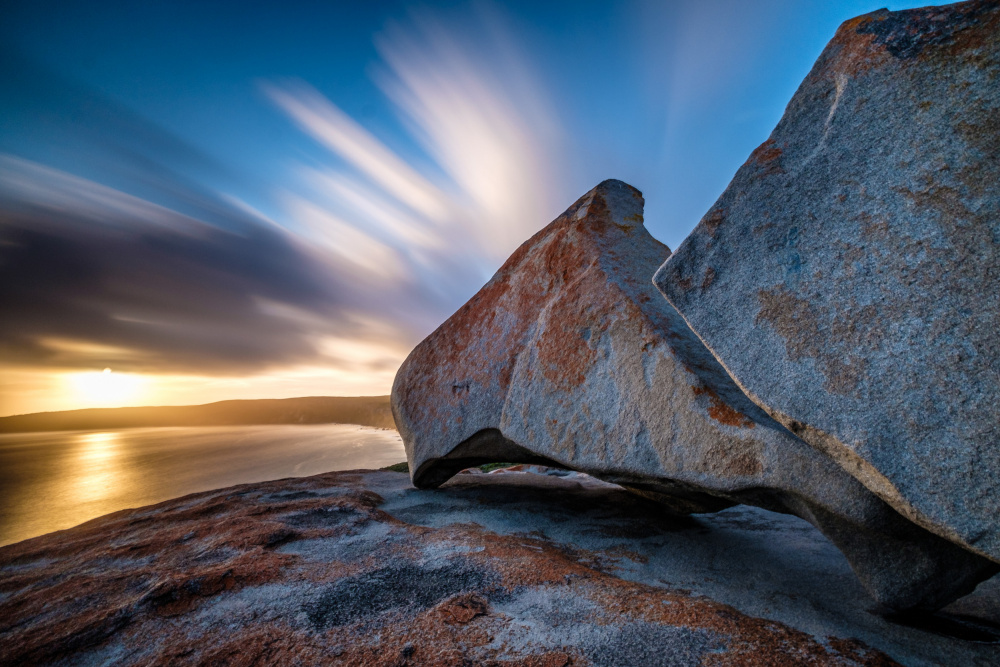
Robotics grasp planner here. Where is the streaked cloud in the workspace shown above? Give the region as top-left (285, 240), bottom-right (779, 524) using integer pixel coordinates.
top-left (373, 5), bottom-right (565, 255)
top-left (266, 3), bottom-right (567, 297)
top-left (0, 155), bottom-right (351, 375)
top-left (0, 4), bottom-right (568, 415)
top-left (265, 81), bottom-right (451, 223)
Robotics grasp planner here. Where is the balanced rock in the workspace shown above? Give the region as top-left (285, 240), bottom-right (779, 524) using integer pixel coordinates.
top-left (654, 1), bottom-right (1000, 566)
top-left (392, 179), bottom-right (996, 611)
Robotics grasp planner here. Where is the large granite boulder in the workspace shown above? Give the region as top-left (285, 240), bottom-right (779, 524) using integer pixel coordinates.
top-left (654, 1), bottom-right (1000, 566)
top-left (392, 179), bottom-right (997, 611)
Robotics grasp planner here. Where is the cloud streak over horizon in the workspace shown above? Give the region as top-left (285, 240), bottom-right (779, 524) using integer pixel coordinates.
top-left (0, 155), bottom-right (354, 375)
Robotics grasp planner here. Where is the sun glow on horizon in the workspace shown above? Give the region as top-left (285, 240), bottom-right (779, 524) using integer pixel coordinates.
top-left (67, 368), bottom-right (147, 408)
top-left (2, 358), bottom-right (402, 417)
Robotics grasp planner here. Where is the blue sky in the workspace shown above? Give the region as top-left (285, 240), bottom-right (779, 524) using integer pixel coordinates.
top-left (0, 0), bottom-right (942, 414)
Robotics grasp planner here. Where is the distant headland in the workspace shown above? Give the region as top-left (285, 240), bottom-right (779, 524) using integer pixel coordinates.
top-left (0, 396), bottom-right (396, 433)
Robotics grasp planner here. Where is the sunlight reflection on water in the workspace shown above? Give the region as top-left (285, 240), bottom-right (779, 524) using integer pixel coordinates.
top-left (70, 432), bottom-right (132, 507)
top-left (0, 425), bottom-right (405, 546)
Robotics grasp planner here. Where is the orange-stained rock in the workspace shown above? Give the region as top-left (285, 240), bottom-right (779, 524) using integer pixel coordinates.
top-left (5, 469), bottom-right (985, 666)
top-left (391, 179), bottom-right (996, 612)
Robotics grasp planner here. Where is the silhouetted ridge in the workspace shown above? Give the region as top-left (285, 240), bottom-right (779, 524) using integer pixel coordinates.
top-left (0, 396), bottom-right (395, 433)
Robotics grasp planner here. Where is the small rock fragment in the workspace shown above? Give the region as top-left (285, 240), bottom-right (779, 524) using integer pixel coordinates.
top-left (436, 592), bottom-right (490, 624)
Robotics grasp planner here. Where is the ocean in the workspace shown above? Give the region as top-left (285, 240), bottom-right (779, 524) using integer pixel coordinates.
top-left (0, 424), bottom-right (405, 546)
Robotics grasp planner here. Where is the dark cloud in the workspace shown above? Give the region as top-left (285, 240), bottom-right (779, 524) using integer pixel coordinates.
top-left (0, 51), bottom-right (434, 376)
top-left (0, 159), bottom-right (354, 374)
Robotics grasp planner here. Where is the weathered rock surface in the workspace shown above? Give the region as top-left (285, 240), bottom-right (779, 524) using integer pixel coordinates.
top-left (3, 468), bottom-right (999, 666)
top-left (654, 1), bottom-right (1000, 565)
top-left (392, 179), bottom-right (997, 611)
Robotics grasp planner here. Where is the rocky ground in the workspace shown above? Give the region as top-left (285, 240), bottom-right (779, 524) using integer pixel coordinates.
top-left (1, 468), bottom-right (997, 666)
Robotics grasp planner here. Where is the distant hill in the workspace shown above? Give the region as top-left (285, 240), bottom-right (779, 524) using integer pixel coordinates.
top-left (0, 396), bottom-right (396, 433)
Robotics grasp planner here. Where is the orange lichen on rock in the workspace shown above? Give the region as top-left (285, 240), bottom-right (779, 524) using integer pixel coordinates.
top-left (702, 207), bottom-right (727, 237)
top-left (816, 1), bottom-right (998, 80)
top-left (743, 139), bottom-right (784, 176)
top-left (691, 385), bottom-right (756, 429)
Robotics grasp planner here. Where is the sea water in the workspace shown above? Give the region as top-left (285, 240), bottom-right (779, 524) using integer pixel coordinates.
top-left (0, 424), bottom-right (405, 546)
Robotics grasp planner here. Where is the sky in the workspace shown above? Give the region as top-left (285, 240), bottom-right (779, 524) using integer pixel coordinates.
top-left (0, 0), bottom-right (944, 416)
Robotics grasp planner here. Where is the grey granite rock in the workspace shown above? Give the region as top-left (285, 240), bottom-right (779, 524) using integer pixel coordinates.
top-left (392, 179), bottom-right (997, 611)
top-left (654, 1), bottom-right (1000, 565)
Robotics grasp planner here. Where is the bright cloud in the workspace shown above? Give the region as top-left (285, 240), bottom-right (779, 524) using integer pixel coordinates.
top-left (266, 4), bottom-right (568, 297)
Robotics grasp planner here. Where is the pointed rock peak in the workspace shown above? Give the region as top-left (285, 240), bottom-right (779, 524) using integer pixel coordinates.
top-left (573, 179), bottom-right (645, 227)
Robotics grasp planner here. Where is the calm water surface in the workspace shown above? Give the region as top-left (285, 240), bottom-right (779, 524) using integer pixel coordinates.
top-left (0, 424), bottom-right (405, 546)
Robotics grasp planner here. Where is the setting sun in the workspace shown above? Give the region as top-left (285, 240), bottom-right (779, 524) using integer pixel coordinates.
top-left (67, 369), bottom-right (146, 407)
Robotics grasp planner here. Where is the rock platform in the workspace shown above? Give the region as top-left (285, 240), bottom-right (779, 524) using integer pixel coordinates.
top-left (2, 469), bottom-right (998, 666)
